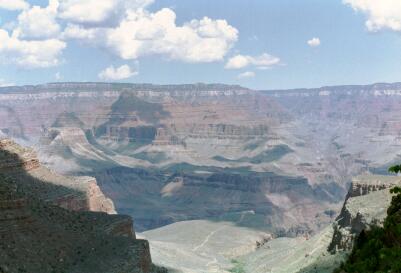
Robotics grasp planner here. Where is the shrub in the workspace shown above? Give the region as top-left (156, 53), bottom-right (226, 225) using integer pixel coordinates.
top-left (334, 167), bottom-right (401, 272)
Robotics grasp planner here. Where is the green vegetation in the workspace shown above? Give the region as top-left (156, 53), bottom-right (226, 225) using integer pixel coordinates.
top-left (334, 166), bottom-right (401, 273)
top-left (229, 259), bottom-right (246, 273)
top-left (389, 164), bottom-right (401, 174)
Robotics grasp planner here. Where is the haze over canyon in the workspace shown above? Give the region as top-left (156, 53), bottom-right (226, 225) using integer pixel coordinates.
top-left (1, 82), bottom-right (401, 272)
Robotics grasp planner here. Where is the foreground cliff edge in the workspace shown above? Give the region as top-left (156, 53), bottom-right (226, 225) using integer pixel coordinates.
top-left (223, 174), bottom-right (401, 273)
top-left (334, 184), bottom-right (401, 272)
top-left (0, 139), bottom-right (166, 273)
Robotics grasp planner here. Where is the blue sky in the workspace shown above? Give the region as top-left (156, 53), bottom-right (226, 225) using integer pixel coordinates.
top-left (0, 0), bottom-right (401, 89)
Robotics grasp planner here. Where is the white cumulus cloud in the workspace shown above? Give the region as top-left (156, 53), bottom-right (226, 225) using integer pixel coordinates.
top-left (64, 8), bottom-right (238, 63)
top-left (225, 53), bottom-right (280, 69)
top-left (344, 0), bottom-right (401, 32)
top-left (98, 64), bottom-right (138, 80)
top-left (0, 29), bottom-right (66, 68)
top-left (104, 9), bottom-right (238, 63)
top-left (58, 0), bottom-right (154, 25)
top-left (14, 0), bottom-right (60, 39)
top-left (62, 23), bottom-right (100, 40)
top-left (307, 37), bottom-right (320, 47)
top-left (237, 71), bottom-right (255, 79)
top-left (0, 0), bottom-right (29, 10)
top-left (0, 0), bottom-right (238, 69)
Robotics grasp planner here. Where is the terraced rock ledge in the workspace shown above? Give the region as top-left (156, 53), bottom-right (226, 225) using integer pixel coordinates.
top-left (0, 139), bottom-right (166, 273)
top-left (328, 174), bottom-right (401, 253)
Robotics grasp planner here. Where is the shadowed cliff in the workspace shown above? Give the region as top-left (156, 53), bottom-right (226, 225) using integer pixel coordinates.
top-left (0, 139), bottom-right (167, 273)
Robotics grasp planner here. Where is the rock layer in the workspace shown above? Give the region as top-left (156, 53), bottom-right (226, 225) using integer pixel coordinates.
top-left (5, 82), bottom-right (401, 238)
top-left (328, 175), bottom-right (401, 253)
top-left (0, 139), bottom-right (116, 214)
top-left (0, 139), bottom-right (165, 273)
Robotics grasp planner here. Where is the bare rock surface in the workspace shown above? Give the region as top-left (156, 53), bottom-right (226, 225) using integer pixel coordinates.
top-left (0, 139), bottom-right (116, 213)
top-left (0, 139), bottom-right (165, 273)
top-left (328, 175), bottom-right (401, 253)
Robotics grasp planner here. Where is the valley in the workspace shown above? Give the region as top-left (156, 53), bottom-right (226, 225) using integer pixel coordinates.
top-left (2, 82), bottom-right (401, 272)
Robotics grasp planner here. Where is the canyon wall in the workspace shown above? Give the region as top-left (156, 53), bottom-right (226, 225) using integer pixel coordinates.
top-left (0, 139), bottom-right (116, 213)
top-left (2, 82), bottom-right (401, 235)
top-left (94, 166), bottom-right (340, 233)
top-left (0, 139), bottom-right (165, 273)
top-left (328, 175), bottom-right (401, 253)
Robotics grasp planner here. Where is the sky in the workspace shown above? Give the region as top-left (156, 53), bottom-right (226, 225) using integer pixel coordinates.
top-left (0, 0), bottom-right (401, 90)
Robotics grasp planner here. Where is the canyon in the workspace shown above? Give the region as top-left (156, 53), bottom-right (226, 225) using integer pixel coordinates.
top-left (1, 82), bottom-right (401, 272)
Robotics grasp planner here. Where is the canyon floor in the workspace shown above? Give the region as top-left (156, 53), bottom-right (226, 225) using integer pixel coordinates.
top-left (141, 175), bottom-right (401, 273)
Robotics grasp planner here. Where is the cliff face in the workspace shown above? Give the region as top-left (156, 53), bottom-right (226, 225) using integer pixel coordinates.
top-left (0, 139), bottom-right (116, 214)
top-left (0, 83), bottom-right (289, 151)
top-left (328, 175), bottom-right (401, 253)
top-left (94, 166), bottom-right (341, 234)
top-left (0, 139), bottom-right (164, 273)
top-left (5, 82), bottom-right (401, 238)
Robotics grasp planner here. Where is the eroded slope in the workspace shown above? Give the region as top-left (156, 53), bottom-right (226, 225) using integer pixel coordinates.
top-left (0, 139), bottom-right (165, 273)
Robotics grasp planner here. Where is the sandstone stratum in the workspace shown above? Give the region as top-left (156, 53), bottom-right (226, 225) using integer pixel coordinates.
top-left (2, 82), bottom-right (401, 272)
top-left (0, 83), bottom-right (346, 234)
top-left (0, 139), bottom-right (166, 273)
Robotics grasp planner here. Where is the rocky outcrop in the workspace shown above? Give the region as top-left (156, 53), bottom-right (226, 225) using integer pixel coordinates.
top-left (347, 175), bottom-right (401, 197)
top-left (0, 139), bottom-right (165, 273)
top-left (85, 177), bottom-right (116, 213)
top-left (0, 139), bottom-right (40, 171)
top-left (0, 139), bottom-right (116, 214)
top-left (328, 175), bottom-right (401, 253)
